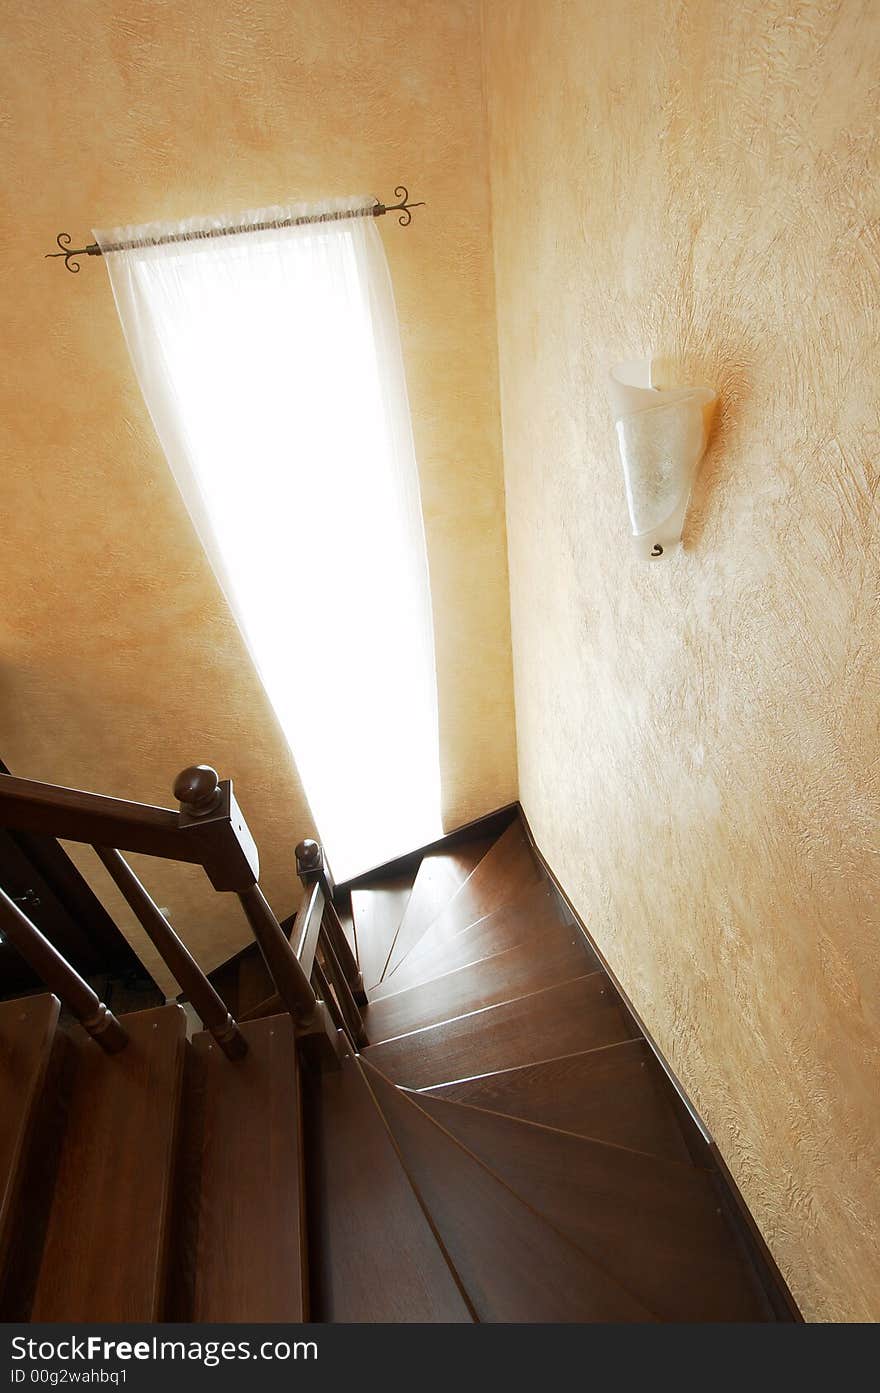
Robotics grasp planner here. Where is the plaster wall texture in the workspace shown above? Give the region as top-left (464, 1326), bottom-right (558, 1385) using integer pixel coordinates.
top-left (0, 0), bottom-right (516, 985)
top-left (482, 0), bottom-right (880, 1322)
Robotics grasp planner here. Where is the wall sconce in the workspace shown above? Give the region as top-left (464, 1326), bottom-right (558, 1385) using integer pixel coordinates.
top-left (609, 359), bottom-right (716, 559)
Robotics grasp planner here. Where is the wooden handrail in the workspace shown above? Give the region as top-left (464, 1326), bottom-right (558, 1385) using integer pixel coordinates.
top-left (0, 766), bottom-right (350, 1053)
top-left (0, 767), bottom-right (260, 894)
top-left (93, 847), bottom-right (247, 1061)
top-left (0, 773), bottom-right (187, 860)
top-left (0, 885), bottom-right (127, 1053)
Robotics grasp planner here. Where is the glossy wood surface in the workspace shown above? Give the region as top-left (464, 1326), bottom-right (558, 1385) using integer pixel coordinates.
top-left (365, 923), bottom-right (594, 1045)
top-left (350, 872), bottom-right (416, 990)
top-left (307, 1043), bottom-right (472, 1322)
top-left (31, 1005), bottom-right (186, 1320)
top-left (423, 1039), bottom-right (694, 1164)
top-left (371, 880), bottom-right (588, 999)
top-left (362, 1060), bottom-right (655, 1322)
top-left (413, 1090), bottom-right (768, 1322)
top-left (363, 972), bottom-right (634, 1089)
top-left (383, 819), bottom-right (542, 982)
top-left (185, 1014), bottom-right (307, 1321)
top-left (381, 836), bottom-right (494, 980)
top-left (0, 995), bottom-right (60, 1282)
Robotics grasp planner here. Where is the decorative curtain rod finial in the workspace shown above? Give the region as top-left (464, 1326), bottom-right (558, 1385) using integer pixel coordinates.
top-left (45, 232), bottom-right (100, 273)
top-left (46, 187), bottom-right (425, 271)
top-left (372, 186), bottom-right (426, 227)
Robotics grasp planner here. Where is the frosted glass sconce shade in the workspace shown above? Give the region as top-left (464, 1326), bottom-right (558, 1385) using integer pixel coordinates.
top-left (609, 359), bottom-right (716, 559)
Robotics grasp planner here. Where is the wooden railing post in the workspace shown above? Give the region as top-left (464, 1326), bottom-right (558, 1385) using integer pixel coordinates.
top-left (296, 840), bottom-right (366, 1006)
top-left (0, 885), bottom-right (127, 1053)
top-left (93, 846), bottom-right (247, 1061)
top-left (172, 765), bottom-right (260, 892)
top-left (173, 767), bottom-right (344, 1067)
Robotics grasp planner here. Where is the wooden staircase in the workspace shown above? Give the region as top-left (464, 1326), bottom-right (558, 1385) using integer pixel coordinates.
top-left (0, 780), bottom-right (798, 1323)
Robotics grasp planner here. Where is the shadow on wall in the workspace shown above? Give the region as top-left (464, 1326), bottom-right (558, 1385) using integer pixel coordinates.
top-left (679, 341), bottom-right (758, 552)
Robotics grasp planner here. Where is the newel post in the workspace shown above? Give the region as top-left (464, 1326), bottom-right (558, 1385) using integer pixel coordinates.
top-left (174, 766), bottom-right (318, 1026)
top-left (296, 839), bottom-right (366, 1005)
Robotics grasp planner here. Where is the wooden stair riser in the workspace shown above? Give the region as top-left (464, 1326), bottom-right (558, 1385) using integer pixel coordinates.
top-left (370, 881), bottom-right (585, 1000)
top-left (381, 837), bottom-right (495, 981)
top-left (422, 1040), bottom-right (695, 1164)
top-left (364, 973), bottom-right (635, 1090)
top-left (384, 821), bottom-right (542, 984)
top-left (365, 924), bottom-right (596, 1044)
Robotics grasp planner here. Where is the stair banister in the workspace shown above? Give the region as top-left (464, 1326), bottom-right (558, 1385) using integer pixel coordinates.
top-left (318, 929), bottom-right (369, 1048)
top-left (0, 884), bottom-right (127, 1053)
top-left (0, 761), bottom-right (345, 1059)
top-left (174, 766), bottom-right (319, 1026)
top-left (296, 839), bottom-right (366, 1005)
top-left (93, 846), bottom-right (247, 1060)
top-left (0, 768), bottom-right (259, 891)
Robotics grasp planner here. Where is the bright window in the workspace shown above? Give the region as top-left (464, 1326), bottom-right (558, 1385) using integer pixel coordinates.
top-left (98, 200), bottom-right (442, 879)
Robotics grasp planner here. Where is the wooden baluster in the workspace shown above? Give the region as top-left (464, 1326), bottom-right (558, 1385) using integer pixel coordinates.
top-left (0, 885), bottom-right (127, 1053)
top-left (236, 885), bottom-right (319, 1024)
top-left (318, 930), bottom-right (368, 1048)
top-left (291, 881), bottom-right (325, 981)
top-left (93, 846), bottom-right (247, 1061)
top-left (296, 839), bottom-right (366, 1004)
top-left (311, 959), bottom-right (345, 1036)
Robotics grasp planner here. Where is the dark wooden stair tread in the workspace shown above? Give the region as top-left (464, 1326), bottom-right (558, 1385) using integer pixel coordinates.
top-left (422, 1040), bottom-right (694, 1164)
top-left (365, 922), bottom-right (595, 1044)
top-left (307, 1040), bottom-right (472, 1322)
top-left (411, 1090), bottom-right (768, 1322)
top-left (362, 1059), bottom-right (655, 1322)
top-left (350, 872), bottom-right (417, 991)
top-left (380, 835), bottom-right (495, 981)
top-left (363, 972), bottom-right (635, 1089)
top-left (370, 880), bottom-right (589, 1000)
top-left (178, 1013), bottom-right (307, 1321)
top-left (384, 820), bottom-right (542, 983)
top-left (31, 1004), bottom-right (186, 1321)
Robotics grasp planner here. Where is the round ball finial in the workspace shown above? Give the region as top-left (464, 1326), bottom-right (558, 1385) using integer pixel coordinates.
top-left (174, 764), bottom-right (222, 816)
top-left (296, 838), bottom-right (322, 873)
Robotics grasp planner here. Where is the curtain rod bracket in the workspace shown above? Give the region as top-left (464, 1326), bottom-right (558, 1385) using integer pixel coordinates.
top-left (46, 188), bottom-right (424, 272)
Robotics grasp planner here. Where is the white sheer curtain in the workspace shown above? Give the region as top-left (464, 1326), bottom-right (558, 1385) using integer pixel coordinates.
top-left (96, 199), bottom-right (441, 879)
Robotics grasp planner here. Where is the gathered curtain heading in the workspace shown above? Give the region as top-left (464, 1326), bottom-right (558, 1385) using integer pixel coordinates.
top-left (94, 196), bottom-right (379, 257)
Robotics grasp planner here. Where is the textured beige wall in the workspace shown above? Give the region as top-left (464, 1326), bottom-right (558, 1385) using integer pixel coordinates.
top-left (482, 0), bottom-right (880, 1322)
top-left (0, 0), bottom-right (515, 987)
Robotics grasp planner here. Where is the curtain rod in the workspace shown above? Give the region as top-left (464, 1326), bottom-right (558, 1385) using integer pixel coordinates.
top-left (46, 186), bottom-right (425, 274)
